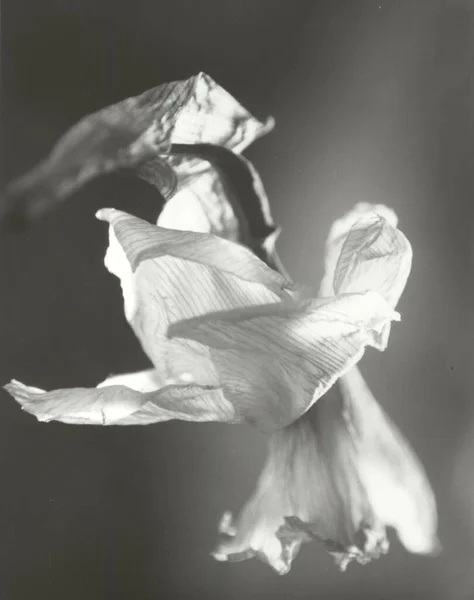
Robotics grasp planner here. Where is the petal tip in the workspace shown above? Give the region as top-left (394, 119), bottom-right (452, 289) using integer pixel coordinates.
top-left (95, 208), bottom-right (115, 222)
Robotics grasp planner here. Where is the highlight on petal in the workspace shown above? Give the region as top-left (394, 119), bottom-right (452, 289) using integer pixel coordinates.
top-left (96, 208), bottom-right (292, 294)
top-left (212, 390), bottom-right (390, 574)
top-left (317, 205), bottom-right (412, 351)
top-left (319, 203), bottom-right (411, 305)
top-left (96, 207), bottom-right (293, 419)
top-left (212, 366), bottom-right (439, 574)
top-left (5, 378), bottom-right (235, 426)
top-left (169, 289), bottom-right (399, 430)
top-left (338, 367), bottom-right (440, 555)
top-left (1, 72), bottom-right (273, 229)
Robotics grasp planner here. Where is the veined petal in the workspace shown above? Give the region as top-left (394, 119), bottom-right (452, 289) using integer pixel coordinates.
top-left (97, 208), bottom-right (292, 293)
top-left (338, 367), bottom-right (440, 555)
top-left (169, 291), bottom-right (399, 430)
top-left (317, 205), bottom-right (412, 350)
top-left (1, 73), bottom-right (273, 229)
top-left (333, 213), bottom-right (412, 308)
top-left (5, 378), bottom-right (235, 426)
top-left (213, 389), bottom-right (390, 574)
top-left (319, 204), bottom-right (411, 306)
top-left (98, 207), bottom-right (295, 405)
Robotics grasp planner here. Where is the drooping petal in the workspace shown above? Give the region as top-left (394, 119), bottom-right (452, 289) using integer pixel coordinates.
top-left (1, 73), bottom-right (273, 229)
top-left (338, 367), bottom-right (440, 555)
top-left (212, 388), bottom-right (390, 574)
top-left (5, 378), bottom-right (235, 426)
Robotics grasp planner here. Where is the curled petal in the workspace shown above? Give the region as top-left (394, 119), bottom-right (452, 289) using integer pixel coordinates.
top-left (318, 206), bottom-right (412, 350)
top-left (159, 145), bottom-right (278, 263)
top-left (1, 72), bottom-right (273, 229)
top-left (97, 208), bottom-right (292, 293)
top-left (319, 204), bottom-right (411, 306)
top-left (5, 379), bottom-right (235, 426)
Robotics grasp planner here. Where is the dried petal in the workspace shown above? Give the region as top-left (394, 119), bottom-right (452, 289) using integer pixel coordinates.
top-left (1, 73), bottom-right (273, 228)
top-left (339, 367), bottom-right (440, 555)
top-left (213, 389), bottom-right (389, 574)
top-left (5, 378), bottom-right (234, 426)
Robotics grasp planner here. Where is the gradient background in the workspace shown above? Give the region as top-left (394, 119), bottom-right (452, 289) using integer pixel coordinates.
top-left (1, 1), bottom-right (473, 599)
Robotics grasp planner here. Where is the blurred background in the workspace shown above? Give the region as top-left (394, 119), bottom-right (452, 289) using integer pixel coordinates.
top-left (0, 1), bottom-right (473, 599)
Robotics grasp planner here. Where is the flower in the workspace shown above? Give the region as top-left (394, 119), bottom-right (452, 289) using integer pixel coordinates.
top-left (3, 74), bottom-right (438, 575)
top-left (6, 207), bottom-right (398, 430)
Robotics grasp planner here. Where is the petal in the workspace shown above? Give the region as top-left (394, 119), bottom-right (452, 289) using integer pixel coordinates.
top-left (157, 160), bottom-right (240, 239)
top-left (158, 144), bottom-right (288, 276)
top-left (338, 367), bottom-right (440, 555)
top-left (333, 213), bottom-right (412, 309)
top-left (319, 203), bottom-right (411, 308)
top-left (213, 390), bottom-right (390, 574)
top-left (99, 208), bottom-right (294, 405)
top-left (1, 72), bottom-right (273, 229)
top-left (97, 208), bottom-right (292, 293)
top-left (318, 206), bottom-right (412, 351)
top-left (96, 368), bottom-right (163, 393)
top-left (169, 72), bottom-right (274, 152)
top-left (169, 290), bottom-right (399, 430)
top-left (4, 378), bottom-right (235, 426)
top-left (1, 76), bottom-right (196, 228)
top-left (160, 145), bottom-right (275, 243)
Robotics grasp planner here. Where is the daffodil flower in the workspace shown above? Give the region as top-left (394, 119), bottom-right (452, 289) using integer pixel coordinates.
top-left (3, 74), bottom-right (438, 575)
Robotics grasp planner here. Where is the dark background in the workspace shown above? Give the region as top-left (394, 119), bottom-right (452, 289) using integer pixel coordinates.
top-left (1, 1), bottom-right (473, 599)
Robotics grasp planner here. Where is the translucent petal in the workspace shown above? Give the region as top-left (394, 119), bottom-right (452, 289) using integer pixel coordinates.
top-left (5, 379), bottom-right (235, 426)
top-left (213, 390), bottom-right (390, 574)
top-left (320, 203), bottom-right (410, 306)
top-left (338, 367), bottom-right (440, 555)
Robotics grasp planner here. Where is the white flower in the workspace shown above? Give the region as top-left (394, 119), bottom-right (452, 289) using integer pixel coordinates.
top-left (3, 74), bottom-right (438, 575)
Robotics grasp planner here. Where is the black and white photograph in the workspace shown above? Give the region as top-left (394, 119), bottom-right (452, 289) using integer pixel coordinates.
top-left (0, 1), bottom-right (472, 599)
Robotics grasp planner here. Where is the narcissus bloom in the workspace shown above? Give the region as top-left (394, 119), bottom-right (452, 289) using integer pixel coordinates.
top-left (3, 73), bottom-right (438, 575)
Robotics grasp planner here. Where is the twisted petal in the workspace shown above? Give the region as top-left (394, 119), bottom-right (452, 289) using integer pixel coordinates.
top-left (158, 146), bottom-right (278, 265)
top-left (320, 203), bottom-right (411, 302)
top-left (320, 205), bottom-right (412, 351)
top-left (5, 379), bottom-right (234, 426)
top-left (1, 73), bottom-right (273, 228)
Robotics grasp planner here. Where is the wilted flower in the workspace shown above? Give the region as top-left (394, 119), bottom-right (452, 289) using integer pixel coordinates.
top-left (3, 73), bottom-right (438, 575)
